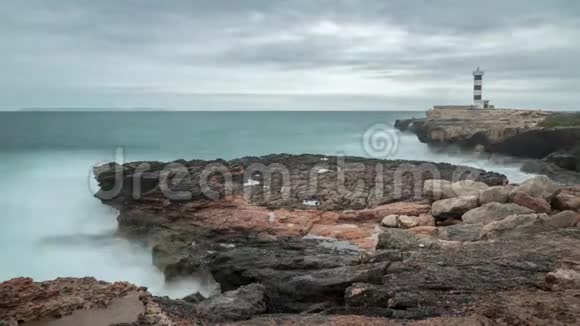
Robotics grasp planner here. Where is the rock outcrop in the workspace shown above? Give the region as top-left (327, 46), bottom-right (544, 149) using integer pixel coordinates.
top-left (394, 108), bottom-right (580, 184)
top-left (0, 277), bottom-right (146, 326)
top-left (4, 151), bottom-right (580, 325)
top-left (8, 155), bottom-right (578, 325)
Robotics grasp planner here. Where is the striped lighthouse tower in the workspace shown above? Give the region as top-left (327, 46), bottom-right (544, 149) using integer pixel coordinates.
top-left (473, 67), bottom-right (484, 108)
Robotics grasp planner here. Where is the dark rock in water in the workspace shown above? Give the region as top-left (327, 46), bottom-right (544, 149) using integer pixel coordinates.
top-left (521, 160), bottom-right (580, 185)
top-left (486, 127), bottom-right (580, 159)
top-left (94, 153), bottom-right (508, 210)
top-left (394, 118), bottom-right (426, 133)
top-left (544, 150), bottom-right (579, 171)
top-left (182, 292), bottom-right (206, 304)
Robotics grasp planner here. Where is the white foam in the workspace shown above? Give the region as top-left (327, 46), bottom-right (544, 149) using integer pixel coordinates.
top-left (302, 199), bottom-right (321, 207)
top-left (243, 178), bottom-right (260, 186)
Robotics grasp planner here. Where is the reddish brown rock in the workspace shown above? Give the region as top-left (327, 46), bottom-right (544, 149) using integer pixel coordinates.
top-left (0, 277), bottom-right (145, 326)
top-left (512, 175), bottom-right (562, 203)
top-left (541, 210), bottom-right (580, 229)
top-left (381, 215), bottom-right (399, 228)
top-left (398, 214), bottom-right (435, 229)
top-left (511, 191), bottom-right (552, 214)
top-left (553, 186), bottom-right (580, 211)
top-left (341, 202), bottom-right (432, 223)
top-left (308, 223), bottom-right (378, 249)
top-left (407, 226), bottom-right (438, 236)
top-left (374, 202), bottom-right (432, 218)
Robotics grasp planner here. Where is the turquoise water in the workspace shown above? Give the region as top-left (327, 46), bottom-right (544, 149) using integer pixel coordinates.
top-left (0, 111), bottom-right (533, 296)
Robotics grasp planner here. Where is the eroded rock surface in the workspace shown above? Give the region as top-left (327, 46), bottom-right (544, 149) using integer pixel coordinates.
top-left (0, 277), bottom-right (146, 326)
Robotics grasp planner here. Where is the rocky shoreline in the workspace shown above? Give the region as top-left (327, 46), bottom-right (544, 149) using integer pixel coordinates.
top-left (2, 154), bottom-right (580, 325)
top-left (395, 108), bottom-right (580, 184)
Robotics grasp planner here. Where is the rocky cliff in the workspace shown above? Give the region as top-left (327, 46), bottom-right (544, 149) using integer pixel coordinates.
top-left (395, 108), bottom-right (580, 183)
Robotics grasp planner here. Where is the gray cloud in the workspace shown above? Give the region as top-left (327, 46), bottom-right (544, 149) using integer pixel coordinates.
top-left (0, 0), bottom-right (579, 110)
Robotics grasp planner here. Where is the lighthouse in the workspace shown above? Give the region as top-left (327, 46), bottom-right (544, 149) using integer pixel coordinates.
top-left (473, 67), bottom-right (484, 108)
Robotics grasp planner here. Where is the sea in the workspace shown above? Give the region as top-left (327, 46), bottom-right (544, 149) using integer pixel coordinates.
top-left (0, 111), bottom-right (534, 297)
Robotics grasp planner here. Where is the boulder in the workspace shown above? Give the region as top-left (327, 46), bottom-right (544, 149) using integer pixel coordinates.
top-left (423, 179), bottom-right (453, 200)
top-left (552, 188), bottom-right (580, 211)
top-left (423, 179), bottom-right (490, 200)
top-left (437, 224), bottom-right (483, 242)
top-left (450, 180), bottom-right (490, 197)
top-left (380, 215), bottom-right (399, 228)
top-left (480, 214), bottom-right (546, 240)
top-left (511, 191), bottom-right (552, 214)
top-left (540, 210), bottom-right (580, 229)
top-left (431, 196), bottom-right (479, 219)
top-left (462, 202), bottom-right (533, 225)
top-left (512, 175), bottom-right (561, 202)
top-left (197, 283), bottom-right (267, 322)
top-left (462, 202), bottom-right (532, 225)
top-left (398, 214), bottom-right (435, 229)
top-left (479, 186), bottom-right (511, 205)
top-left (397, 215), bottom-right (416, 229)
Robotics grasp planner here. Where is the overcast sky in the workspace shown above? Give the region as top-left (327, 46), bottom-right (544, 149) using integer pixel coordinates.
top-left (1, 0), bottom-right (579, 110)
